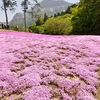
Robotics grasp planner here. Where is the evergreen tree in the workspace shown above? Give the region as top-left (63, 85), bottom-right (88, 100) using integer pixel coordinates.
top-left (57, 12), bottom-right (60, 16)
top-left (65, 4), bottom-right (77, 14)
top-left (43, 13), bottom-right (48, 22)
top-left (36, 17), bottom-right (44, 26)
top-left (61, 11), bottom-right (64, 15)
top-left (54, 14), bottom-right (57, 18)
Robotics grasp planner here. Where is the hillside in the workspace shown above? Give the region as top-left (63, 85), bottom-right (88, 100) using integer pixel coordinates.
top-left (9, 13), bottom-right (36, 27)
top-left (40, 0), bottom-right (72, 8)
top-left (9, 13), bottom-right (24, 26)
top-left (9, 0), bottom-right (72, 26)
top-left (0, 31), bottom-right (100, 100)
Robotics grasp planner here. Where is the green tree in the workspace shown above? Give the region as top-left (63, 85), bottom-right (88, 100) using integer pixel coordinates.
top-left (43, 13), bottom-right (48, 22)
top-left (35, 17), bottom-right (44, 26)
top-left (71, 0), bottom-right (100, 35)
top-left (54, 14), bottom-right (57, 18)
top-left (60, 11), bottom-right (64, 15)
top-left (30, 23), bottom-right (44, 33)
top-left (65, 4), bottom-right (77, 14)
top-left (57, 12), bottom-right (60, 16)
top-left (43, 16), bottom-right (71, 35)
top-left (1, 0), bottom-right (17, 25)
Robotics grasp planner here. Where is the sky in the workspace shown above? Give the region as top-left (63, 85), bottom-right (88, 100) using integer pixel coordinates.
top-left (0, 0), bottom-right (80, 22)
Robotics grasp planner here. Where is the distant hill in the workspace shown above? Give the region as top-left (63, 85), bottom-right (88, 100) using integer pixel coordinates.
top-left (9, 13), bottom-right (24, 26)
top-left (40, 0), bottom-right (72, 8)
top-left (9, 13), bottom-right (36, 26)
top-left (9, 0), bottom-right (72, 26)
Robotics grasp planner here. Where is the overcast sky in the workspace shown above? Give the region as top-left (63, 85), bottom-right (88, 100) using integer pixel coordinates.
top-left (0, 0), bottom-right (80, 22)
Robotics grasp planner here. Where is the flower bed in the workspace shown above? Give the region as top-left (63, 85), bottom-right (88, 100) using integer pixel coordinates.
top-left (0, 32), bottom-right (100, 100)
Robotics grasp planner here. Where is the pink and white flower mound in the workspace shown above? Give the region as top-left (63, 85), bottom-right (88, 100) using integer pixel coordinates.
top-left (0, 32), bottom-right (100, 100)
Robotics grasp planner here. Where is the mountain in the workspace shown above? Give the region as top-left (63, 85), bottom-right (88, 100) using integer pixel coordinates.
top-left (9, 13), bottom-right (24, 26)
top-left (40, 0), bottom-right (72, 15)
top-left (9, 0), bottom-right (72, 26)
top-left (9, 13), bottom-right (36, 26)
top-left (40, 0), bottom-right (72, 8)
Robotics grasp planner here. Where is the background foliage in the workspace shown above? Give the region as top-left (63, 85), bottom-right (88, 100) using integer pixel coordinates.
top-left (71, 0), bottom-right (100, 35)
top-left (1, 0), bottom-right (100, 35)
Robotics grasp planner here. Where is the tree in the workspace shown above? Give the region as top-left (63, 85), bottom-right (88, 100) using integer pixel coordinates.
top-left (1, 0), bottom-right (17, 25)
top-left (65, 4), bottom-right (77, 14)
top-left (43, 13), bottom-right (48, 22)
top-left (54, 14), bottom-right (57, 18)
top-left (71, 0), bottom-right (100, 35)
top-left (21, 0), bottom-right (29, 32)
top-left (35, 17), bottom-right (44, 26)
top-left (44, 16), bottom-right (71, 35)
top-left (21, 0), bottom-right (40, 31)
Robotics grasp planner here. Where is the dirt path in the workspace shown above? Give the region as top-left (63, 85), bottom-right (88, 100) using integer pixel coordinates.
top-left (95, 69), bottom-right (100, 99)
top-left (0, 29), bottom-right (13, 32)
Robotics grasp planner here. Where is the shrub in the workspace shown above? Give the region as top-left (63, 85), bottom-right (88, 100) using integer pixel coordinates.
top-left (43, 17), bottom-right (71, 35)
top-left (30, 23), bottom-right (44, 33)
top-left (10, 25), bottom-right (29, 32)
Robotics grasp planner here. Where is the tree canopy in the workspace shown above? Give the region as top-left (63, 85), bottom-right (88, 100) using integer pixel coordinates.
top-left (1, 0), bottom-right (17, 25)
top-left (21, 0), bottom-right (40, 31)
top-left (71, 0), bottom-right (100, 35)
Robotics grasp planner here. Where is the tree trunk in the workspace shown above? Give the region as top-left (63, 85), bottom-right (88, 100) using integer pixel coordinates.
top-left (4, 8), bottom-right (8, 25)
top-left (24, 10), bottom-right (26, 32)
top-left (3, 0), bottom-right (8, 25)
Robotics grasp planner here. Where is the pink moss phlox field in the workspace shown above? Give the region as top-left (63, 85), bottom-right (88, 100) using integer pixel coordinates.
top-left (23, 86), bottom-right (51, 100)
top-left (0, 32), bottom-right (100, 100)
